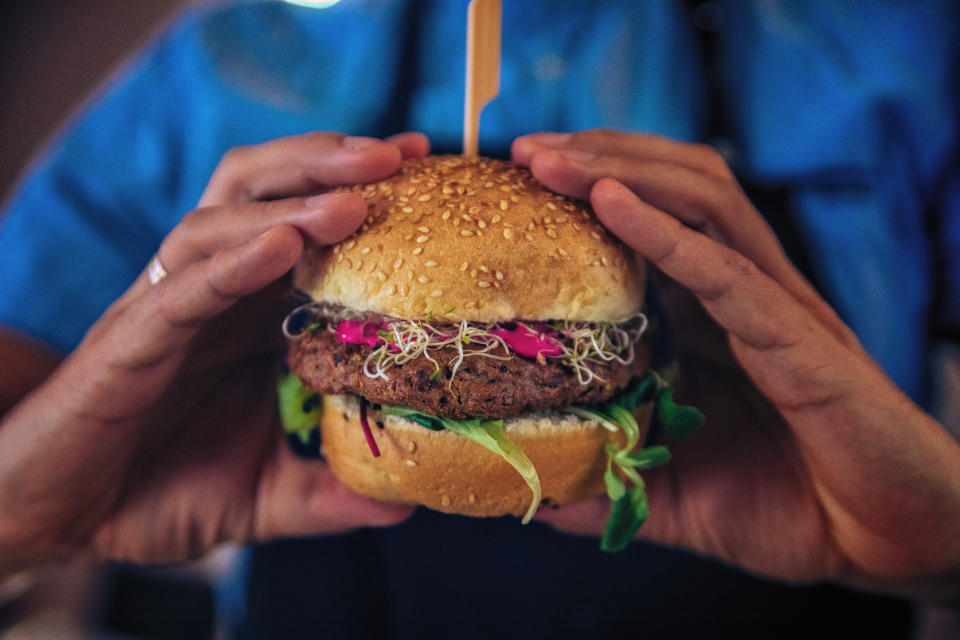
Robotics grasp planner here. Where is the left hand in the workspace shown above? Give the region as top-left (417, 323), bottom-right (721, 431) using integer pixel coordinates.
top-left (512, 130), bottom-right (960, 602)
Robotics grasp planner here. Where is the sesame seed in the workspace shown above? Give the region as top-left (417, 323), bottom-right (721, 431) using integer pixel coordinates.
top-left (402, 206), bottom-right (414, 213)
top-left (527, 222), bottom-right (535, 231)
top-left (417, 194), bottom-right (432, 202)
top-left (441, 495), bottom-right (451, 507)
top-left (407, 187), bottom-right (416, 196)
top-left (601, 256), bottom-right (609, 266)
top-left (479, 265), bottom-right (490, 273)
top-left (337, 254), bottom-right (344, 264)
top-left (470, 269), bottom-right (478, 278)
top-left (345, 239), bottom-right (357, 250)
top-left (556, 215), bottom-right (569, 223)
top-left (406, 460), bottom-right (418, 467)
top-left (503, 228), bottom-right (513, 239)
top-left (491, 215), bottom-right (501, 223)
top-left (412, 247), bottom-right (423, 255)
top-left (430, 289), bottom-right (443, 298)
top-left (416, 226), bottom-right (429, 233)
top-left (591, 231), bottom-right (602, 240)
top-left (495, 271), bottom-right (504, 280)
top-left (478, 220), bottom-right (487, 229)
top-left (546, 202), bottom-right (557, 210)
top-left (499, 200), bottom-right (509, 211)
top-left (546, 228), bottom-right (558, 239)
top-left (400, 284), bottom-right (409, 296)
top-left (375, 270), bottom-right (387, 281)
top-left (418, 275), bottom-right (430, 283)
top-left (461, 230), bottom-right (474, 237)
top-left (407, 441), bottom-right (417, 453)
top-left (387, 285), bottom-right (397, 296)
top-left (442, 186), bottom-right (454, 195)
top-left (573, 223), bottom-right (582, 232)
top-left (354, 260), bottom-right (363, 271)
top-left (442, 210), bottom-right (451, 220)
top-left (425, 260), bottom-right (438, 267)
top-left (332, 245), bottom-right (340, 254)
top-left (478, 281), bottom-right (492, 288)
top-left (558, 248), bottom-right (568, 257)
top-left (544, 217), bottom-right (552, 224)
top-left (459, 262), bottom-right (468, 271)
top-left (416, 235), bottom-right (429, 243)
top-left (404, 233), bottom-right (414, 241)
top-left (394, 258), bottom-right (404, 269)
top-left (510, 195), bottom-right (520, 203)
top-left (524, 232), bottom-right (534, 242)
top-left (367, 262), bottom-right (376, 273)
top-left (360, 247), bottom-right (371, 255)
top-left (469, 205), bottom-right (481, 215)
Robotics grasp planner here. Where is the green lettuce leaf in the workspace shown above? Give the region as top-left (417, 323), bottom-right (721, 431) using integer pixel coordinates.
top-left (601, 483), bottom-right (650, 553)
top-left (656, 386), bottom-right (705, 439)
top-left (277, 372), bottom-right (322, 444)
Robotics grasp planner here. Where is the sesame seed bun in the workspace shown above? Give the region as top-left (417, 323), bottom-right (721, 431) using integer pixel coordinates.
top-left (293, 155), bottom-right (645, 323)
top-left (319, 395), bottom-right (652, 518)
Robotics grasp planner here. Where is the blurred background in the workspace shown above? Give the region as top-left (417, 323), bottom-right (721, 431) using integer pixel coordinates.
top-left (0, 1), bottom-right (958, 639)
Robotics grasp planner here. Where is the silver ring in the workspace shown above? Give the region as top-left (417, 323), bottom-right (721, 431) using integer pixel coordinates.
top-left (147, 254), bottom-right (168, 285)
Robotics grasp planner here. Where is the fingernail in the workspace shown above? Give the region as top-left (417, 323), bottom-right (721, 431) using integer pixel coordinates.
top-left (528, 132), bottom-right (571, 146)
top-left (556, 148), bottom-right (596, 162)
top-left (343, 136), bottom-right (381, 151)
top-left (304, 192), bottom-right (335, 208)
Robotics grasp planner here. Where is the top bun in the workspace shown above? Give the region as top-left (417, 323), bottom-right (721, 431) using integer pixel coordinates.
top-left (294, 156), bottom-right (645, 322)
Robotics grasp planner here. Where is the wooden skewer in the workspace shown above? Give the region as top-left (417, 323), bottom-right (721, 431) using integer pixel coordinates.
top-left (462, 0), bottom-right (501, 158)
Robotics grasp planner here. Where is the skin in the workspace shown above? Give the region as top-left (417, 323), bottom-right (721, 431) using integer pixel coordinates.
top-left (1, 128), bottom-right (958, 606)
top-left (512, 130), bottom-right (960, 604)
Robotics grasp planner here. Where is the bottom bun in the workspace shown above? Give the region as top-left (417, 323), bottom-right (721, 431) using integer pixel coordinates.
top-left (320, 395), bottom-right (652, 518)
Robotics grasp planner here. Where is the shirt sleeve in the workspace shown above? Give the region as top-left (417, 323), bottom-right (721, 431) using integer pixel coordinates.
top-left (0, 17), bottom-right (202, 353)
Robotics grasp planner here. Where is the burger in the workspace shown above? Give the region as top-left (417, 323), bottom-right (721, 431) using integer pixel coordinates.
top-left (279, 156), bottom-right (699, 551)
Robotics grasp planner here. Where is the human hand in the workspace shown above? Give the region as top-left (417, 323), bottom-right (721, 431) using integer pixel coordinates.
top-left (512, 130), bottom-right (960, 601)
top-left (0, 131), bottom-right (430, 573)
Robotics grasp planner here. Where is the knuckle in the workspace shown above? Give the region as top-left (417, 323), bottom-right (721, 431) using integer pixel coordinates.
top-left (722, 248), bottom-right (756, 279)
top-left (220, 144), bottom-right (253, 170)
top-left (693, 143), bottom-right (733, 178)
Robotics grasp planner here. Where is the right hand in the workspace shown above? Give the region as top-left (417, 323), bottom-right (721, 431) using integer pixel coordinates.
top-left (0, 131), bottom-right (428, 574)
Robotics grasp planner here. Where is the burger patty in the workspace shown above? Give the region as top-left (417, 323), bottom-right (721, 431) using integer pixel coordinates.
top-left (288, 328), bottom-right (651, 419)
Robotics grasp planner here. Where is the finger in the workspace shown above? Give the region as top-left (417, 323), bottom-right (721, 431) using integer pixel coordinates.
top-left (155, 192), bottom-right (366, 277)
top-left (533, 498), bottom-right (608, 538)
top-left (199, 132), bottom-right (404, 206)
top-left (591, 178), bottom-right (823, 353)
top-left (386, 131), bottom-right (431, 159)
top-left (578, 172), bottom-right (858, 349)
top-left (515, 133), bottom-right (796, 292)
top-left (253, 440), bottom-right (414, 539)
top-left (82, 226), bottom-right (305, 422)
top-left (512, 129), bottom-right (731, 180)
